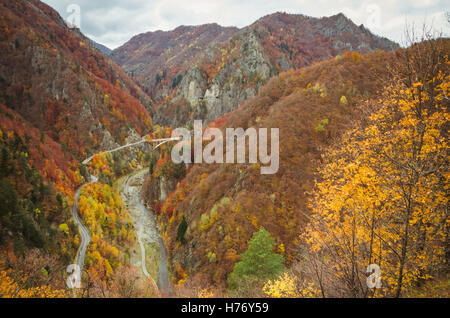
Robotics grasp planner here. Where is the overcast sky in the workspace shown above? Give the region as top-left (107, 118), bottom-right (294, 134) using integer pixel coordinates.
top-left (42, 0), bottom-right (449, 49)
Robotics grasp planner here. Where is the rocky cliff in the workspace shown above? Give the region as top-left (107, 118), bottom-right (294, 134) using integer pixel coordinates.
top-left (112, 12), bottom-right (399, 127)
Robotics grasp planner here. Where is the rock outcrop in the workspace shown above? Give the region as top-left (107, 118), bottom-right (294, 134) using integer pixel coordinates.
top-left (112, 12), bottom-right (398, 128)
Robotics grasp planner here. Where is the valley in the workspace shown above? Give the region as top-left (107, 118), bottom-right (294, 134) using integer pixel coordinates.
top-left (0, 0), bottom-right (448, 300)
top-left (117, 169), bottom-right (170, 295)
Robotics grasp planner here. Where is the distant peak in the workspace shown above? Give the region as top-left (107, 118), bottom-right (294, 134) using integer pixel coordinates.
top-left (328, 12), bottom-right (354, 24)
top-left (332, 12), bottom-right (347, 19)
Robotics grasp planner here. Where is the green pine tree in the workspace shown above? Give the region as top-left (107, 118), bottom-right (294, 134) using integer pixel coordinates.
top-left (176, 215), bottom-right (188, 244)
top-left (228, 227), bottom-right (284, 290)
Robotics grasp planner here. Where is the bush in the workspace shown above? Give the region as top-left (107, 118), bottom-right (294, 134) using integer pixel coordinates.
top-left (315, 119), bottom-right (329, 132)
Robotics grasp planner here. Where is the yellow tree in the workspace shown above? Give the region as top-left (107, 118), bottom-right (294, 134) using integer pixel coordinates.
top-left (0, 268), bottom-right (67, 298)
top-left (262, 272), bottom-right (320, 298)
top-left (304, 39), bottom-right (449, 297)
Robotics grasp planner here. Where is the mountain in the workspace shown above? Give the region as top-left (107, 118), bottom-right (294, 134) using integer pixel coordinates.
top-left (111, 23), bottom-right (239, 107)
top-left (1, 0), bottom-right (447, 299)
top-left (90, 39), bottom-right (112, 56)
top-left (0, 0), bottom-right (153, 265)
top-left (252, 12), bottom-right (398, 67)
top-left (143, 49), bottom-right (397, 287)
top-left (0, 0), bottom-right (153, 159)
top-left (144, 36), bottom-right (448, 294)
top-left (112, 12), bottom-right (398, 127)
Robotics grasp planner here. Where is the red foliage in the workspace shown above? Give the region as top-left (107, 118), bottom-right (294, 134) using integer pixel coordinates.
top-left (154, 49), bottom-right (397, 285)
top-left (0, 105), bottom-right (79, 198)
top-left (0, 0), bottom-right (153, 160)
top-left (154, 201), bottom-right (163, 215)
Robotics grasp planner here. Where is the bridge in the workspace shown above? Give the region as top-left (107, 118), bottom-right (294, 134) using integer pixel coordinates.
top-left (82, 136), bottom-right (181, 165)
top-left (70, 135), bottom-right (181, 295)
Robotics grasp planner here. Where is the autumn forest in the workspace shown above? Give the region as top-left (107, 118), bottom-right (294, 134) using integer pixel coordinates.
top-left (0, 0), bottom-right (448, 300)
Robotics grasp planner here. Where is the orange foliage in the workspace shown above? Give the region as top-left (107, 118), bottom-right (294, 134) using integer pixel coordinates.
top-left (153, 49), bottom-right (396, 286)
top-left (0, 105), bottom-right (79, 198)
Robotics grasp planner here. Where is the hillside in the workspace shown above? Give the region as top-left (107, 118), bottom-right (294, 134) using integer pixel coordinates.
top-left (143, 49), bottom-right (397, 288)
top-left (0, 0), bottom-right (154, 294)
top-left (0, 0), bottom-right (153, 158)
top-left (111, 23), bottom-right (239, 103)
top-left (112, 12), bottom-right (398, 127)
top-left (90, 39), bottom-right (112, 56)
top-left (1, 0), bottom-right (447, 300)
top-left (143, 37), bottom-right (449, 296)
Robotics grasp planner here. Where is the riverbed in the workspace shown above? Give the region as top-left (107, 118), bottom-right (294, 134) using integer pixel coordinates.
top-left (116, 169), bottom-right (170, 295)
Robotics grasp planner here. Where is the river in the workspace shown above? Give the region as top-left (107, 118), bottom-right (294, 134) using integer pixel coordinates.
top-left (72, 171), bottom-right (170, 296)
top-left (118, 169), bottom-right (170, 295)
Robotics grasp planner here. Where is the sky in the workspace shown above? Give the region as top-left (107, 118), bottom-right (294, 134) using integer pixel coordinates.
top-left (42, 0), bottom-right (449, 50)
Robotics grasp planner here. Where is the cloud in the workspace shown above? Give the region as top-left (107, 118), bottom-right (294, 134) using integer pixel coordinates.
top-left (42, 0), bottom-right (449, 49)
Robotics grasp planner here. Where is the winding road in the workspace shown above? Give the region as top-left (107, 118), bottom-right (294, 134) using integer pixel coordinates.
top-left (72, 175), bottom-right (97, 274)
top-left (71, 136), bottom-right (178, 295)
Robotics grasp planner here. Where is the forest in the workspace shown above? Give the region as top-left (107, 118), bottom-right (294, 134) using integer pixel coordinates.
top-left (0, 0), bottom-right (448, 299)
top-left (145, 37), bottom-right (448, 298)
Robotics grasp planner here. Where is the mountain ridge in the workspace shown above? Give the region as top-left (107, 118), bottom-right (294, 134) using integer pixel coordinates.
top-left (0, 0), bottom-right (154, 271)
top-left (112, 11), bottom-right (399, 127)
top-left (90, 39), bottom-right (112, 56)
